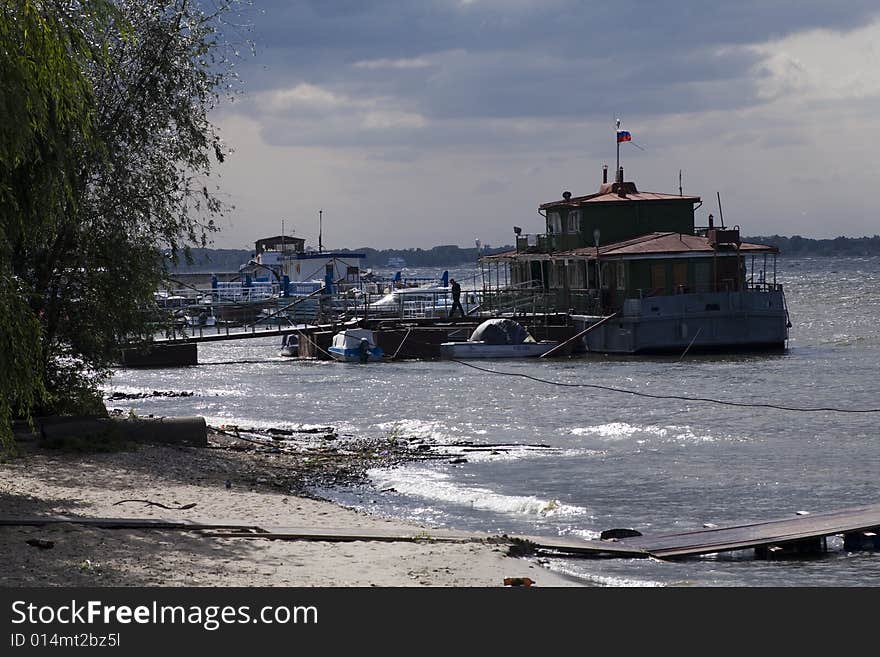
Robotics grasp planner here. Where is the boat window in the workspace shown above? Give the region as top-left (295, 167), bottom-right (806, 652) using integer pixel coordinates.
top-left (566, 211), bottom-right (579, 234)
top-left (650, 263), bottom-right (666, 294)
top-left (549, 261), bottom-right (566, 288)
top-left (695, 262), bottom-right (711, 293)
top-left (547, 212), bottom-right (562, 234)
top-left (569, 260), bottom-right (585, 288)
top-left (616, 262), bottom-right (626, 290)
top-left (601, 263), bottom-right (612, 289)
top-left (673, 262), bottom-right (688, 293)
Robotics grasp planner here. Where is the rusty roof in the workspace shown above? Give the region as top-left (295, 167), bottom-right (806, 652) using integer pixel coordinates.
top-left (539, 182), bottom-right (700, 210)
top-left (481, 232), bottom-right (778, 260)
top-left (566, 232), bottom-right (777, 258)
top-left (480, 248), bottom-right (517, 260)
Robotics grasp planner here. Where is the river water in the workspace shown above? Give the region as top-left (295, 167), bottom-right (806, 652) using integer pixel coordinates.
top-left (108, 257), bottom-right (880, 586)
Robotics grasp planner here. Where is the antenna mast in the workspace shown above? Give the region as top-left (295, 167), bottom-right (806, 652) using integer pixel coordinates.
top-left (616, 118), bottom-right (621, 181)
top-left (318, 209), bottom-right (323, 253)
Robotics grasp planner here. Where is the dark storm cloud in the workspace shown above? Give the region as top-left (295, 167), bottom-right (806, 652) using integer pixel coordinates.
top-left (227, 0), bottom-right (880, 145)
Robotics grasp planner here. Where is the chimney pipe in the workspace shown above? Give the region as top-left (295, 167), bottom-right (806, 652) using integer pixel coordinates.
top-left (708, 213), bottom-right (714, 229)
top-left (617, 166), bottom-right (624, 183)
top-left (602, 165), bottom-right (608, 184)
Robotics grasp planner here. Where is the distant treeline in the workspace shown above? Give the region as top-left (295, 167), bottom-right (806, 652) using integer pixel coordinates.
top-left (170, 248), bottom-right (253, 272)
top-left (171, 237), bottom-right (880, 272)
top-left (171, 244), bottom-right (514, 272)
top-left (342, 245), bottom-right (514, 267)
top-left (745, 235), bottom-right (880, 256)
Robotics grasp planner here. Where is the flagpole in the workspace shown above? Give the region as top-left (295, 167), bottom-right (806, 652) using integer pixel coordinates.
top-left (615, 118), bottom-right (621, 182)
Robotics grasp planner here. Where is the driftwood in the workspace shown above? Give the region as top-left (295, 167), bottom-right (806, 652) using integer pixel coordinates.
top-left (113, 499), bottom-right (197, 510)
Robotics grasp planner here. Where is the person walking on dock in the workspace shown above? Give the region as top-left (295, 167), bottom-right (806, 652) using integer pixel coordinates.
top-left (448, 278), bottom-right (464, 319)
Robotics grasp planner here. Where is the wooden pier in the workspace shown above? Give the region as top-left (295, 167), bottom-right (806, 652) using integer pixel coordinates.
top-left (517, 502), bottom-right (880, 559)
top-left (4, 502), bottom-right (879, 561)
top-left (122, 314), bottom-right (577, 364)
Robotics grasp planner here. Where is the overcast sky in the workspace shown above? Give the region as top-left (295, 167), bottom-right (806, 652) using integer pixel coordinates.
top-left (210, 0), bottom-right (880, 250)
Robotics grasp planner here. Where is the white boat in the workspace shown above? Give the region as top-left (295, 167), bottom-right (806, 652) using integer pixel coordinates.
top-left (185, 308), bottom-right (217, 327)
top-left (368, 274), bottom-right (479, 318)
top-left (440, 318), bottom-right (558, 359)
top-left (368, 283), bottom-right (451, 314)
top-left (279, 333), bottom-right (298, 357)
top-left (328, 328), bottom-right (384, 363)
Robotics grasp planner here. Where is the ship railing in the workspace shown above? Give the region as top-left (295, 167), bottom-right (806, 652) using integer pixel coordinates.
top-left (478, 288), bottom-right (561, 316)
top-left (745, 280), bottom-right (784, 293)
top-left (332, 290), bottom-right (483, 321)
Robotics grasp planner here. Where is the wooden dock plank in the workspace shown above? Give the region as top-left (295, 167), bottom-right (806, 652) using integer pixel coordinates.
top-left (0, 516), bottom-right (263, 531)
top-left (512, 534), bottom-right (649, 557)
top-left (4, 502), bottom-right (879, 560)
top-left (617, 503), bottom-right (880, 558)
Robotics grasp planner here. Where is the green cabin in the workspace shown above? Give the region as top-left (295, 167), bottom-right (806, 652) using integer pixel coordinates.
top-left (482, 167), bottom-right (778, 314)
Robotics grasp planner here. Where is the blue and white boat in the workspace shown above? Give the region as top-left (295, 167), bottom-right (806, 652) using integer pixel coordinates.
top-left (328, 328), bottom-right (384, 363)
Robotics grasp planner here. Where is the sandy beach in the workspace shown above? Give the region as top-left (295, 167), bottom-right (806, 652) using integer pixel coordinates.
top-left (0, 431), bottom-right (580, 587)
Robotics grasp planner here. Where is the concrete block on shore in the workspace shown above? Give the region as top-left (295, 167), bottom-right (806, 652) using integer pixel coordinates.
top-left (36, 415), bottom-right (207, 447)
top-left (120, 416), bottom-right (207, 446)
top-left (120, 342), bottom-right (198, 367)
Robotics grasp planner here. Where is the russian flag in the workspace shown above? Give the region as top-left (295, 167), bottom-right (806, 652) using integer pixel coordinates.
top-left (617, 130), bottom-right (632, 143)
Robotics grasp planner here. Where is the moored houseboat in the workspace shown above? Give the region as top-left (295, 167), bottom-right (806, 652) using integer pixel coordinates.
top-left (479, 155), bottom-right (789, 354)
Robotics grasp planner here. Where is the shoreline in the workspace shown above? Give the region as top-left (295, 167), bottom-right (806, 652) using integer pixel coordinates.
top-left (0, 431), bottom-right (583, 587)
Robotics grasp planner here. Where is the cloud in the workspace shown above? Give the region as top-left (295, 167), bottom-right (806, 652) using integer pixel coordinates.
top-left (207, 2), bottom-right (880, 248)
top-left (263, 83), bottom-right (354, 112)
top-left (353, 56), bottom-right (432, 70)
top-left (749, 21), bottom-right (880, 103)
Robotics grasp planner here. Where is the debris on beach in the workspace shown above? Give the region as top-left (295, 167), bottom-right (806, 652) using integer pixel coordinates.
top-left (112, 499), bottom-right (197, 510)
top-left (503, 577), bottom-right (534, 587)
top-left (106, 390), bottom-right (196, 400)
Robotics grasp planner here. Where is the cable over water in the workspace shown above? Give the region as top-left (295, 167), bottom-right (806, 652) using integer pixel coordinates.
top-left (450, 359), bottom-right (880, 414)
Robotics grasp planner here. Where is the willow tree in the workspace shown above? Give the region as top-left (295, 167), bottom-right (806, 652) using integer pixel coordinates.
top-left (1, 0), bottom-right (244, 442)
top-left (0, 0), bottom-right (107, 447)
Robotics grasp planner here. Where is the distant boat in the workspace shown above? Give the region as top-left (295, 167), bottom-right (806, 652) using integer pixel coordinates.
top-left (385, 256), bottom-right (407, 268)
top-left (440, 318), bottom-right (558, 359)
top-left (280, 333), bottom-right (298, 357)
top-left (185, 307), bottom-right (216, 327)
top-left (328, 328), bottom-right (384, 363)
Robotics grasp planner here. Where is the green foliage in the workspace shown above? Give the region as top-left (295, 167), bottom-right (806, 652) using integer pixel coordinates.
top-left (1, 1), bottom-right (246, 445)
top-left (0, 275), bottom-right (43, 451)
top-left (0, 0), bottom-right (105, 448)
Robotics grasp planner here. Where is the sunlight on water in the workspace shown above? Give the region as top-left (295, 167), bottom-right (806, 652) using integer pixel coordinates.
top-left (109, 258), bottom-right (880, 586)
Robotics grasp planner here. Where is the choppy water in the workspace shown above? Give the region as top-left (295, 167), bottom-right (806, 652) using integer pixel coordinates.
top-left (108, 258), bottom-right (880, 586)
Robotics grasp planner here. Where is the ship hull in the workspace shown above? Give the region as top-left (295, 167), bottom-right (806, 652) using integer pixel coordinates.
top-left (574, 289), bottom-right (789, 355)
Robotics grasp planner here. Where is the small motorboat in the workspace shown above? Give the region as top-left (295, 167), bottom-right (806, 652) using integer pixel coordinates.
top-left (328, 328), bottom-right (384, 363)
top-left (280, 333), bottom-right (298, 357)
top-left (440, 318), bottom-right (558, 359)
top-left (185, 307), bottom-right (217, 327)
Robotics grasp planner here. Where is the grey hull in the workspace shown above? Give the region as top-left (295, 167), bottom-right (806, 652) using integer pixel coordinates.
top-left (573, 289), bottom-right (789, 354)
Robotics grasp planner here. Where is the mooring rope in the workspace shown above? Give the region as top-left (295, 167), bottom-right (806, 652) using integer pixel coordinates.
top-left (448, 358), bottom-right (880, 414)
